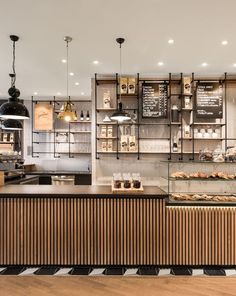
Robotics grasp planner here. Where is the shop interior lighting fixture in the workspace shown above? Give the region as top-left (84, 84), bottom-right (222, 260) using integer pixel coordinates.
top-left (58, 36), bottom-right (77, 122)
top-left (111, 38), bottom-right (131, 122)
top-left (0, 35), bottom-right (30, 121)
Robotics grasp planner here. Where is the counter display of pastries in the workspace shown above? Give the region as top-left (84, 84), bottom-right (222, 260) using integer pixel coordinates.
top-left (171, 171), bottom-right (236, 180)
top-left (171, 193), bottom-right (236, 202)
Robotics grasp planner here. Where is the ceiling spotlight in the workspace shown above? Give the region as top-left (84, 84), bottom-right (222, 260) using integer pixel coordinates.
top-left (221, 40), bottom-right (228, 45)
top-left (33, 92), bottom-right (38, 95)
top-left (233, 64), bottom-right (236, 67)
top-left (201, 62), bottom-right (208, 67)
top-left (75, 82), bottom-right (79, 86)
top-left (61, 59), bottom-right (67, 63)
top-left (69, 72), bottom-right (74, 76)
top-left (168, 39), bottom-right (174, 44)
top-left (81, 92), bottom-right (85, 95)
top-left (158, 62), bottom-right (164, 66)
top-left (93, 60), bottom-right (99, 65)
top-left (57, 92), bottom-right (61, 95)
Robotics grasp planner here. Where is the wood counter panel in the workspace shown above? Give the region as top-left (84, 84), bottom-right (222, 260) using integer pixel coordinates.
top-left (0, 197), bottom-right (165, 265)
top-left (166, 206), bottom-right (236, 265)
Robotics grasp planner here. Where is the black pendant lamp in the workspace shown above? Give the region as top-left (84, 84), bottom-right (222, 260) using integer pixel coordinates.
top-left (2, 119), bottom-right (23, 130)
top-left (110, 38), bottom-right (131, 122)
top-left (0, 35), bottom-right (29, 120)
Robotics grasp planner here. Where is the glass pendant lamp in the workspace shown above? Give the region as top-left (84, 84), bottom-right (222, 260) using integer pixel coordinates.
top-left (58, 36), bottom-right (77, 122)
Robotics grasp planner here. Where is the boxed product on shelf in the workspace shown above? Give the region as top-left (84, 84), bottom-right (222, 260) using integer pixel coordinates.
top-left (120, 77), bottom-right (128, 94)
top-left (101, 126), bottom-right (107, 137)
top-left (107, 125), bottom-right (113, 138)
top-left (129, 135), bottom-right (136, 152)
top-left (101, 141), bottom-right (107, 152)
top-left (183, 77), bottom-right (191, 95)
top-left (128, 78), bottom-right (136, 94)
top-left (103, 91), bottom-right (111, 109)
top-left (120, 135), bottom-right (128, 151)
top-left (107, 140), bottom-right (113, 152)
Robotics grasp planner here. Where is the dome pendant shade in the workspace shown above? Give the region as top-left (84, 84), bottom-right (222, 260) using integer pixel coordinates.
top-left (2, 119), bottom-right (23, 130)
top-left (110, 102), bottom-right (131, 122)
top-left (57, 101), bottom-right (77, 122)
top-left (0, 97), bottom-right (30, 119)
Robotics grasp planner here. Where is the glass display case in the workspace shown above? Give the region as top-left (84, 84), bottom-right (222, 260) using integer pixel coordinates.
top-left (160, 161), bottom-right (236, 204)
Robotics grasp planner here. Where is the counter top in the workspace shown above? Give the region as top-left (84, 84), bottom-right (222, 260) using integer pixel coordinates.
top-left (0, 185), bottom-right (167, 198)
top-left (26, 171), bottom-right (91, 175)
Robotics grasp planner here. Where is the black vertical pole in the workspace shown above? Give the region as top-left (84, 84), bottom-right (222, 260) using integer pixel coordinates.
top-left (116, 73), bottom-right (119, 160)
top-left (31, 96), bottom-right (34, 157)
top-left (225, 72), bottom-right (227, 153)
top-left (137, 73), bottom-right (140, 160)
top-left (191, 72), bottom-right (195, 161)
top-left (168, 73), bottom-right (172, 160)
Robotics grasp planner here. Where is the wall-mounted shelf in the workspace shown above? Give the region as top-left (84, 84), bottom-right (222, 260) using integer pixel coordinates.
top-left (32, 96), bottom-right (91, 158)
top-left (94, 72), bottom-right (233, 161)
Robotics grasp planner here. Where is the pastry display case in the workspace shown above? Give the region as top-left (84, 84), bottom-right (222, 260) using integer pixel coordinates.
top-left (160, 160), bottom-right (236, 205)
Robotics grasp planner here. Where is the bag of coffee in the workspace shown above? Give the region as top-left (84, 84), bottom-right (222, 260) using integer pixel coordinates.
top-left (107, 140), bottom-right (113, 152)
top-left (128, 78), bottom-right (136, 94)
top-left (107, 125), bottom-right (113, 138)
top-left (101, 126), bottom-right (107, 138)
top-left (120, 78), bottom-right (128, 94)
top-left (120, 135), bottom-right (128, 151)
top-left (183, 77), bottom-right (191, 95)
top-left (129, 135), bottom-right (136, 152)
top-left (101, 141), bottom-right (107, 152)
top-left (103, 91), bottom-right (111, 109)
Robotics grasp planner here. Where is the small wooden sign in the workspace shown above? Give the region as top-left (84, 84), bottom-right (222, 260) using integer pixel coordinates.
top-left (34, 103), bottom-right (53, 130)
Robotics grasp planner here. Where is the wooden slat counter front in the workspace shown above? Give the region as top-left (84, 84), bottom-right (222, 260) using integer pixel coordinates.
top-left (0, 185), bottom-right (167, 266)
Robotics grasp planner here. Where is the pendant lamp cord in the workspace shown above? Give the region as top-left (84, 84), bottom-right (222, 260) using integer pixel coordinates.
top-left (66, 40), bottom-right (69, 101)
top-left (119, 42), bottom-right (122, 103)
top-left (11, 40), bottom-right (16, 88)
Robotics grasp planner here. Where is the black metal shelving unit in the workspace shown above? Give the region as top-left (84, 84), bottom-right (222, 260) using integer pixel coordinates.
top-left (94, 73), bottom-right (236, 161)
top-left (31, 96), bottom-right (92, 158)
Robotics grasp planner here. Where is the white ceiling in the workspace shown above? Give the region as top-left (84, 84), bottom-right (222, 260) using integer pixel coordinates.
top-left (0, 0), bottom-right (236, 99)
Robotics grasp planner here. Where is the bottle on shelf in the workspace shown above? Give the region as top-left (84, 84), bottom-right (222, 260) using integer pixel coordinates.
top-left (172, 136), bottom-right (178, 152)
top-left (80, 111), bottom-right (84, 121)
top-left (171, 105), bottom-right (179, 123)
top-left (86, 111), bottom-right (90, 121)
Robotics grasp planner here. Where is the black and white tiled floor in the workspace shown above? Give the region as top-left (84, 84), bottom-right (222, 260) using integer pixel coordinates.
top-left (0, 266), bottom-right (236, 276)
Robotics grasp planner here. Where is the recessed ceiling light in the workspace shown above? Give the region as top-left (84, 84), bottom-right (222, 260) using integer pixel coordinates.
top-left (75, 82), bottom-right (79, 86)
top-left (57, 92), bottom-right (61, 95)
top-left (69, 72), bottom-right (74, 76)
top-left (61, 59), bottom-right (67, 63)
top-left (93, 60), bottom-right (99, 65)
top-left (158, 62), bottom-right (164, 66)
top-left (168, 39), bottom-right (174, 44)
top-left (233, 63), bottom-right (236, 67)
top-left (33, 92), bottom-right (38, 95)
top-left (221, 40), bottom-right (228, 45)
top-left (201, 62), bottom-right (208, 67)
top-left (81, 92), bottom-right (85, 95)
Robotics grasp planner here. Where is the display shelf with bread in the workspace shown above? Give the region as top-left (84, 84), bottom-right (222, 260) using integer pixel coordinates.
top-left (160, 161), bottom-right (236, 204)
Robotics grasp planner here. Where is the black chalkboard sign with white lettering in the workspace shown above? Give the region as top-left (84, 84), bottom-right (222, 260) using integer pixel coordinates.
top-left (196, 82), bottom-right (223, 118)
top-left (142, 83), bottom-right (168, 118)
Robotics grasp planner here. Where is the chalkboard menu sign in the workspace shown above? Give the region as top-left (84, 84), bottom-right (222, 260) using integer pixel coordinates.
top-left (196, 82), bottom-right (223, 118)
top-left (142, 83), bottom-right (168, 118)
